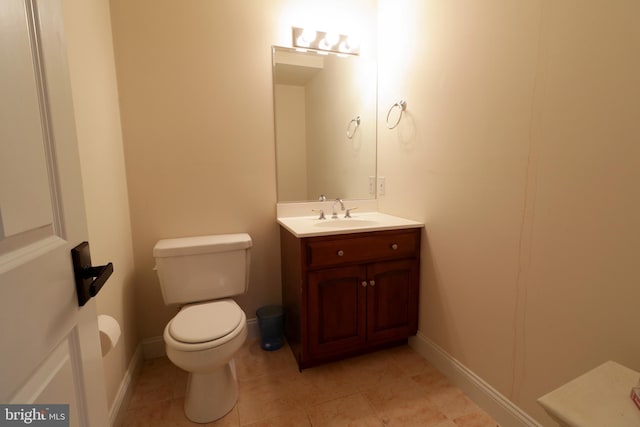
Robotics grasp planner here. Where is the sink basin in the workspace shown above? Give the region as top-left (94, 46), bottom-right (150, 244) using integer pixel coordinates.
top-left (314, 219), bottom-right (379, 228)
top-left (277, 211), bottom-right (424, 237)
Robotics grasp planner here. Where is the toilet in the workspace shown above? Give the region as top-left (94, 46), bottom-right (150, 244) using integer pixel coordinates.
top-left (153, 233), bottom-right (252, 423)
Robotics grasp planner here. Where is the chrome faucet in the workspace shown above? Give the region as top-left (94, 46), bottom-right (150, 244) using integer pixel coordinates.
top-left (332, 198), bottom-right (345, 219)
top-left (344, 207), bottom-right (358, 218)
top-left (312, 208), bottom-right (326, 220)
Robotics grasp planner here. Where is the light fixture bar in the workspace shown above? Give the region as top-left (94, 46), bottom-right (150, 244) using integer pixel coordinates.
top-left (292, 27), bottom-right (360, 56)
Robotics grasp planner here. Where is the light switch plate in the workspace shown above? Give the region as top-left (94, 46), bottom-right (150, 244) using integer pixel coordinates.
top-left (378, 176), bottom-right (386, 196)
top-left (368, 176), bottom-right (376, 195)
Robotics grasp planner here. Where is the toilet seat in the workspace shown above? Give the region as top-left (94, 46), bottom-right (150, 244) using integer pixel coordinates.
top-left (165, 299), bottom-right (246, 351)
top-left (170, 300), bottom-right (243, 344)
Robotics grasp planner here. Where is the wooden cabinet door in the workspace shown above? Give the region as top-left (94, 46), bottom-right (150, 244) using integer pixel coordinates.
top-left (308, 265), bottom-right (367, 358)
top-left (366, 259), bottom-right (419, 343)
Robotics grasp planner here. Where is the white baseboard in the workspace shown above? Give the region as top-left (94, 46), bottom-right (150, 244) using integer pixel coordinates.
top-left (409, 331), bottom-right (541, 427)
top-left (141, 335), bottom-right (165, 359)
top-left (246, 317), bottom-right (259, 339)
top-left (109, 344), bottom-right (143, 427)
top-left (140, 317), bottom-right (260, 361)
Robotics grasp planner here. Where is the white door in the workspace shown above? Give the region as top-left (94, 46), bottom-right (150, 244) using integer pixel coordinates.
top-left (0, 0), bottom-right (109, 425)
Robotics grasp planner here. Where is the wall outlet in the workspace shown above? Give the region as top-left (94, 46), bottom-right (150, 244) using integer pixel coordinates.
top-left (378, 176), bottom-right (386, 196)
top-left (368, 176), bottom-right (376, 195)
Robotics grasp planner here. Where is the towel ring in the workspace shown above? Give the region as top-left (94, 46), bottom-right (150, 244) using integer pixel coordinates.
top-left (346, 115), bottom-right (361, 139)
top-left (386, 99), bottom-right (406, 129)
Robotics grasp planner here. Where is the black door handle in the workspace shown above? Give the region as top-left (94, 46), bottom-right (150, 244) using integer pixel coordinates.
top-left (71, 242), bottom-right (113, 307)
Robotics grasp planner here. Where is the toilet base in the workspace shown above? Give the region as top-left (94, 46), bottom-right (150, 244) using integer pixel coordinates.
top-left (183, 359), bottom-right (238, 423)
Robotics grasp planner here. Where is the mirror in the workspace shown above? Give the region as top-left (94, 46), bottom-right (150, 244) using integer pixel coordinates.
top-left (272, 46), bottom-right (377, 202)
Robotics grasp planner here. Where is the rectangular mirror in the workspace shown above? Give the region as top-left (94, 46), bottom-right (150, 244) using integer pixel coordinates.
top-left (272, 46), bottom-right (377, 202)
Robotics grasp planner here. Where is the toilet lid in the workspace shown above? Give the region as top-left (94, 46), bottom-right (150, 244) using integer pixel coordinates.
top-left (169, 300), bottom-right (243, 344)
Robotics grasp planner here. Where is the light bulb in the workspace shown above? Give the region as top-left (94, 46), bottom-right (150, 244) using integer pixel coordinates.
top-left (345, 35), bottom-right (360, 51)
top-left (299, 29), bottom-right (316, 45)
top-left (324, 33), bottom-right (339, 47)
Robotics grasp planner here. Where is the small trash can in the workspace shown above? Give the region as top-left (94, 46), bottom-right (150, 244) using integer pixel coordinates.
top-left (256, 305), bottom-right (284, 351)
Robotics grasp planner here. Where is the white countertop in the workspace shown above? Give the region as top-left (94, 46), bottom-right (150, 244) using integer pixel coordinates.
top-left (538, 361), bottom-right (640, 427)
top-left (277, 211), bottom-right (424, 238)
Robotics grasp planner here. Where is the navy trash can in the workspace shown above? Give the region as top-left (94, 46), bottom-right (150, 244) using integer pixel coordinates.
top-left (256, 305), bottom-right (284, 351)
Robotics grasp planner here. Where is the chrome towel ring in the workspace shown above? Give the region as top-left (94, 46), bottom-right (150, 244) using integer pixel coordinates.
top-left (346, 115), bottom-right (361, 139)
top-left (386, 99), bottom-right (406, 129)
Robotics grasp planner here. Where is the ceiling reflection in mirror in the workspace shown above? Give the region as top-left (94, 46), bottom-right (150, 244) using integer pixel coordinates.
top-left (273, 46), bottom-right (377, 202)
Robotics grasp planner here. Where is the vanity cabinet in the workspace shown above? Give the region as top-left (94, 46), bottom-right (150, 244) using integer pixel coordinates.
top-left (280, 227), bottom-right (420, 369)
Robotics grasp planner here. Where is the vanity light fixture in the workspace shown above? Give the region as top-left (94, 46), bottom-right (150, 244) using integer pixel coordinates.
top-left (292, 27), bottom-right (360, 55)
top-left (296, 28), bottom-right (317, 47)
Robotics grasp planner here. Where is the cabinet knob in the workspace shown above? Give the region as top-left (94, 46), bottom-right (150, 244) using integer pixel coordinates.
top-left (361, 281), bottom-right (368, 287)
top-left (337, 250), bottom-right (344, 257)
top-left (369, 280), bottom-right (376, 287)
top-left (391, 243), bottom-right (398, 250)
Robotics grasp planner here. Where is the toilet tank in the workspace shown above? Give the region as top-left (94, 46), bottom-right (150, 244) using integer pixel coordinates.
top-left (153, 233), bottom-right (252, 305)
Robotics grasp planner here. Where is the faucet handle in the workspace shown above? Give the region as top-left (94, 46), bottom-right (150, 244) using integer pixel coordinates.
top-left (318, 194), bottom-right (327, 201)
top-left (312, 208), bottom-right (326, 220)
top-left (344, 207), bottom-right (358, 218)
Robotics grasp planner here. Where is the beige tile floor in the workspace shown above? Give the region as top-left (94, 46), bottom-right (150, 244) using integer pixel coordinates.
top-left (122, 339), bottom-right (499, 427)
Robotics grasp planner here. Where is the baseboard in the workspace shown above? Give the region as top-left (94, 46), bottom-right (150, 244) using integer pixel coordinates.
top-left (141, 335), bottom-right (166, 359)
top-left (246, 317), bottom-right (259, 339)
top-left (109, 344), bottom-right (143, 427)
top-left (409, 331), bottom-right (541, 427)
top-left (140, 317), bottom-right (260, 361)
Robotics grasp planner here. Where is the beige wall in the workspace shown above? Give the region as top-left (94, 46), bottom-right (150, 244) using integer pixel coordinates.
top-left (61, 0), bottom-right (137, 411)
top-left (109, 0), bottom-right (377, 339)
top-left (377, 0), bottom-right (640, 424)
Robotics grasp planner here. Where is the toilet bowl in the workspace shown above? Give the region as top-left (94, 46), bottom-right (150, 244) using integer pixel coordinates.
top-left (153, 233), bottom-right (253, 423)
top-left (164, 299), bottom-right (247, 422)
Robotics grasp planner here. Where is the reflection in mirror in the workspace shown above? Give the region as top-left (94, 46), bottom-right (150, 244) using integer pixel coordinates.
top-left (273, 46), bottom-right (376, 202)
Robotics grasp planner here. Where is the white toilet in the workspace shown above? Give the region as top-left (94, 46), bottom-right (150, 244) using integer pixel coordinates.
top-left (153, 233), bottom-right (252, 423)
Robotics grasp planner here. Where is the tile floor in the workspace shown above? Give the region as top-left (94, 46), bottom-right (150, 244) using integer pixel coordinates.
top-left (122, 339), bottom-right (499, 427)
